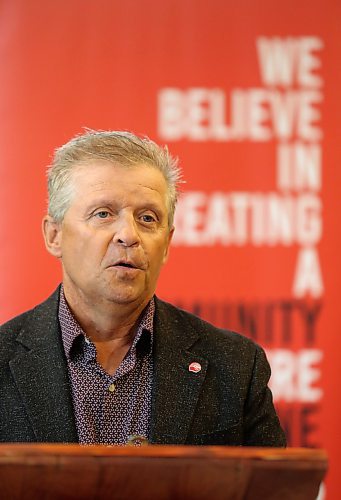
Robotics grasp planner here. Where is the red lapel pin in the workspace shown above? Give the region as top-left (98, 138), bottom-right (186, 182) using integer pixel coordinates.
top-left (189, 362), bottom-right (202, 373)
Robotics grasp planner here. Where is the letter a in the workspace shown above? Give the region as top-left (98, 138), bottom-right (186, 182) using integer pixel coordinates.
top-left (292, 247), bottom-right (324, 298)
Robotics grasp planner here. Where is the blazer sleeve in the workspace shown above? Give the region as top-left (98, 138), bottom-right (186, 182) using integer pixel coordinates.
top-left (243, 345), bottom-right (286, 446)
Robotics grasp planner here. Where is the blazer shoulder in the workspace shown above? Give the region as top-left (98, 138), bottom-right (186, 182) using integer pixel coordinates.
top-left (0, 308), bottom-right (35, 340)
top-left (155, 297), bottom-right (258, 353)
top-left (0, 287), bottom-right (61, 345)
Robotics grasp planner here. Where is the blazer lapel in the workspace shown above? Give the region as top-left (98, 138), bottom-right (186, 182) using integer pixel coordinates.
top-left (9, 289), bottom-right (78, 442)
top-left (150, 299), bottom-right (208, 444)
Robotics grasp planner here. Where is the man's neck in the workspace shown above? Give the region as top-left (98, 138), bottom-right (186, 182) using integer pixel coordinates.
top-left (62, 284), bottom-right (150, 343)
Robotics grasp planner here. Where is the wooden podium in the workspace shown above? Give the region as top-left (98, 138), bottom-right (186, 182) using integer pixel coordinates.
top-left (0, 444), bottom-right (327, 499)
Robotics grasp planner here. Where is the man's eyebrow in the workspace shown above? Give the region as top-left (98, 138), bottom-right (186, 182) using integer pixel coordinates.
top-left (83, 200), bottom-right (116, 211)
top-left (84, 199), bottom-right (165, 213)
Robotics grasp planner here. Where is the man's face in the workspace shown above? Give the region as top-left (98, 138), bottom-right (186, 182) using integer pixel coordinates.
top-left (46, 162), bottom-right (173, 309)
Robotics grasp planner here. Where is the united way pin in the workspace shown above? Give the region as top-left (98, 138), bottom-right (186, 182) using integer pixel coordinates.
top-left (189, 362), bottom-right (201, 373)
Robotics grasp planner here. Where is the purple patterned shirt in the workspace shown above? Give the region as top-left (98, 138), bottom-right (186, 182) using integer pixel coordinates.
top-left (58, 288), bottom-right (154, 445)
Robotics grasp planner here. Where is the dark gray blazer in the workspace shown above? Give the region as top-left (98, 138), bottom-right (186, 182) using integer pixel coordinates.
top-left (0, 288), bottom-right (286, 446)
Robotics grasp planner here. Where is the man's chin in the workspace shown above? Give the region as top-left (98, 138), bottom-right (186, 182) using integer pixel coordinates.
top-left (107, 295), bottom-right (141, 305)
top-left (104, 287), bottom-right (150, 307)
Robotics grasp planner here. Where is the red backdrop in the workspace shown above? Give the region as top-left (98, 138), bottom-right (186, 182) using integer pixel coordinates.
top-left (0, 1), bottom-right (340, 498)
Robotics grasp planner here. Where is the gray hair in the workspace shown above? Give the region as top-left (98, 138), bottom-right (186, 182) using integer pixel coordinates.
top-left (47, 130), bottom-right (182, 227)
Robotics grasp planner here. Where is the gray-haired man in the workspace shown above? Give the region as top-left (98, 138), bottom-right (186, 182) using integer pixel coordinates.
top-left (0, 130), bottom-right (285, 446)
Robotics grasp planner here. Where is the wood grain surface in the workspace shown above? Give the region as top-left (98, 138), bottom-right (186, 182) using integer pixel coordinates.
top-left (0, 444), bottom-right (327, 500)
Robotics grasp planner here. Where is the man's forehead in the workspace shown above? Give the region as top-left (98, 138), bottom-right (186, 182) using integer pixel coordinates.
top-left (70, 161), bottom-right (165, 186)
top-left (70, 161), bottom-right (164, 186)
top-left (66, 161), bottom-right (168, 208)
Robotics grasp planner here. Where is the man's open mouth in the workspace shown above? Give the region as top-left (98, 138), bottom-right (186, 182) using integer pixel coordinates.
top-left (114, 261), bottom-right (138, 269)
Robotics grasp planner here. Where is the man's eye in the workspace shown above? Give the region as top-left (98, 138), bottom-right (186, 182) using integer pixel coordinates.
top-left (141, 214), bottom-right (156, 223)
top-left (95, 211), bottom-right (110, 219)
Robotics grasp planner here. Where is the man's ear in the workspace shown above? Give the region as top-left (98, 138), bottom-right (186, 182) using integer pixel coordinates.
top-left (42, 215), bottom-right (62, 258)
top-left (162, 226), bottom-right (174, 264)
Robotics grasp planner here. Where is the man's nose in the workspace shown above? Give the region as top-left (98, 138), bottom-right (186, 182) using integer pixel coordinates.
top-left (113, 214), bottom-right (140, 247)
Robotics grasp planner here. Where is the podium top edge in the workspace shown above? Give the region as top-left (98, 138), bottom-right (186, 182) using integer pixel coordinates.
top-left (0, 443), bottom-right (328, 462)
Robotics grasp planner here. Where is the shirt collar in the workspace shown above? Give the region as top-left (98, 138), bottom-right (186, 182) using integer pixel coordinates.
top-left (58, 286), bottom-right (154, 360)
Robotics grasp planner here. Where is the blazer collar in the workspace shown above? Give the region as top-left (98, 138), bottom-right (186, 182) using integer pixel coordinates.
top-left (150, 298), bottom-right (208, 444)
top-left (10, 287), bottom-right (78, 442)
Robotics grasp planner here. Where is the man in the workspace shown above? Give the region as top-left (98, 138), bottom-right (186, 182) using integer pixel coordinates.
top-left (0, 130), bottom-right (285, 446)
